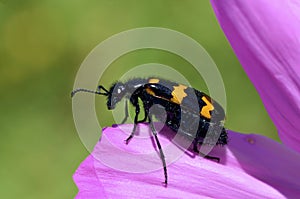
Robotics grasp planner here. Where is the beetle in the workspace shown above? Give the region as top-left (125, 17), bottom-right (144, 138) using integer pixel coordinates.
top-left (71, 77), bottom-right (228, 185)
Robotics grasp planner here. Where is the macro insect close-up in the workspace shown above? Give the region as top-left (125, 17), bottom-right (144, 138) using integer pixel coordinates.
top-left (71, 77), bottom-right (228, 184)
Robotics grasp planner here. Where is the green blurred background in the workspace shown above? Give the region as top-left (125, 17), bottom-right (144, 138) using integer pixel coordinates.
top-left (0, 1), bottom-right (278, 198)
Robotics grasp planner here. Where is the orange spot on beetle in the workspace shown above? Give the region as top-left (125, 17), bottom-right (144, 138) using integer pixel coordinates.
top-left (146, 87), bottom-right (155, 96)
top-left (171, 84), bottom-right (187, 104)
top-left (200, 96), bottom-right (214, 119)
top-left (148, 78), bottom-right (160, 83)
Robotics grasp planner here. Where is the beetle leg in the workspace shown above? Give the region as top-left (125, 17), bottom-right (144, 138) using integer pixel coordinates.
top-left (199, 152), bottom-right (220, 163)
top-left (125, 102), bottom-right (140, 144)
top-left (148, 114), bottom-right (168, 185)
top-left (138, 105), bottom-right (149, 123)
top-left (120, 100), bottom-right (129, 124)
top-left (192, 139), bottom-right (200, 153)
top-left (193, 139), bottom-right (220, 162)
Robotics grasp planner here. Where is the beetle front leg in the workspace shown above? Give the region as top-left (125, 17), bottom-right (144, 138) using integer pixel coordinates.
top-left (120, 100), bottom-right (129, 124)
top-left (138, 105), bottom-right (149, 123)
top-left (125, 103), bottom-right (140, 144)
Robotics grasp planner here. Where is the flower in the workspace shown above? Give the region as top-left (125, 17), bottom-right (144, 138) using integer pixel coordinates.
top-left (211, 0), bottom-right (300, 153)
top-left (73, 0), bottom-right (300, 198)
top-left (74, 124), bottom-right (300, 198)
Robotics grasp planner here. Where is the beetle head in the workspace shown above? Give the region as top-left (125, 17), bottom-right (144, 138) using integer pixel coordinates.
top-left (107, 82), bottom-right (126, 110)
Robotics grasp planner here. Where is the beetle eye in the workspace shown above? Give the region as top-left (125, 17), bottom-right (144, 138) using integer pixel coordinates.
top-left (116, 85), bottom-right (125, 94)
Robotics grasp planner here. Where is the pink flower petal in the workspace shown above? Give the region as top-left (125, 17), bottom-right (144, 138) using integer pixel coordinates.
top-left (211, 0), bottom-right (300, 153)
top-left (73, 156), bottom-right (107, 198)
top-left (73, 124), bottom-right (300, 198)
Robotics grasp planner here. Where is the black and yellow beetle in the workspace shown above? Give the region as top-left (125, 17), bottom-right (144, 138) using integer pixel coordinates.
top-left (71, 77), bottom-right (228, 185)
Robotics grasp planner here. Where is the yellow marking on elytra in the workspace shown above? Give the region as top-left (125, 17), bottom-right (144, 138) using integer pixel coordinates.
top-left (170, 84), bottom-right (187, 104)
top-left (146, 87), bottom-right (169, 101)
top-left (145, 87), bottom-right (155, 96)
top-left (148, 78), bottom-right (160, 83)
top-left (200, 96), bottom-right (214, 119)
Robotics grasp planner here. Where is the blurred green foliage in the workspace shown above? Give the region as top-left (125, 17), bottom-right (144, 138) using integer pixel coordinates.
top-left (0, 1), bottom-right (278, 198)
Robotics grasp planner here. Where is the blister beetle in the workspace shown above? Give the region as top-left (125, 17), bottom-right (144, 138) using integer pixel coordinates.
top-left (71, 77), bottom-right (228, 185)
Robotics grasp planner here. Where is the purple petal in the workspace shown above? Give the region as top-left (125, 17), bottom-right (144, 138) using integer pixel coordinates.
top-left (73, 124), bottom-right (300, 198)
top-left (210, 0), bottom-right (300, 152)
top-left (73, 156), bottom-right (107, 198)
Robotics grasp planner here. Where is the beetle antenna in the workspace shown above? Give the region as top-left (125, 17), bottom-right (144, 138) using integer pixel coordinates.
top-left (71, 86), bottom-right (109, 98)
